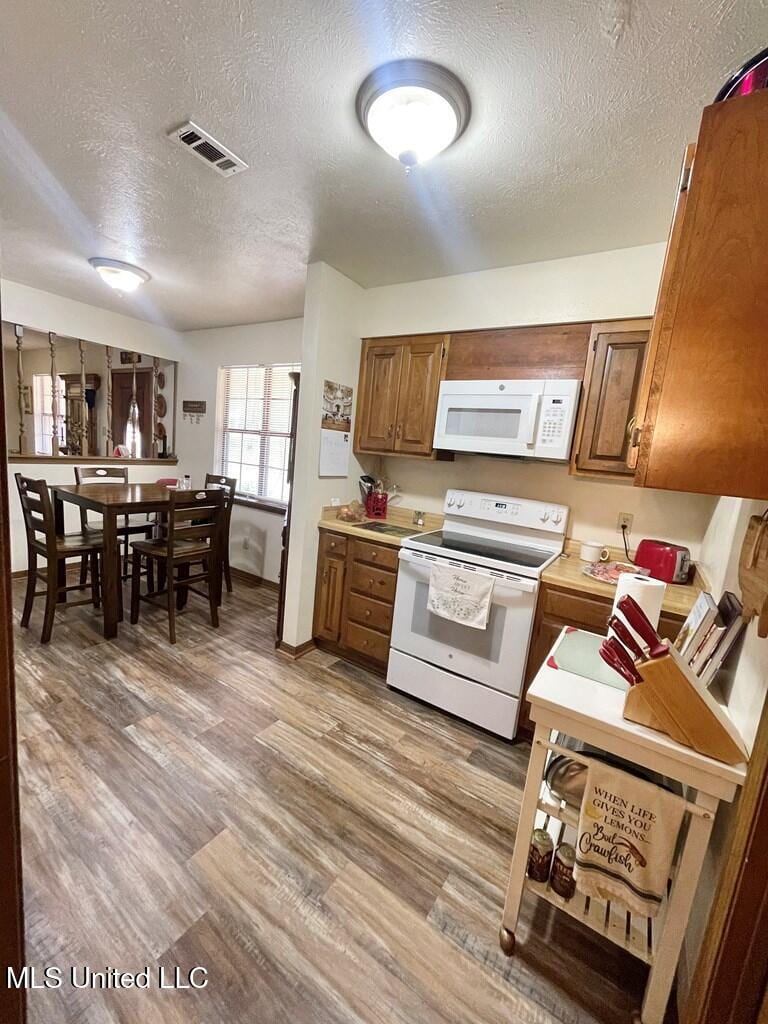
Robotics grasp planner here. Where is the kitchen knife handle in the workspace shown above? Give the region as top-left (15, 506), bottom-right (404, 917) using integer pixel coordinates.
top-left (617, 595), bottom-right (668, 658)
top-left (608, 614), bottom-right (646, 662)
top-left (599, 644), bottom-right (637, 686)
top-left (602, 638), bottom-right (642, 684)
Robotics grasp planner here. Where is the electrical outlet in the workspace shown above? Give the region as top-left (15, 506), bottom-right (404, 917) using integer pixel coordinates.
top-left (616, 512), bottom-right (634, 533)
top-left (242, 536), bottom-right (250, 550)
top-left (330, 497), bottom-right (341, 507)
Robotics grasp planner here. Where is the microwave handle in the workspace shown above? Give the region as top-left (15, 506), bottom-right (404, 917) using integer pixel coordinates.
top-left (524, 394), bottom-right (542, 446)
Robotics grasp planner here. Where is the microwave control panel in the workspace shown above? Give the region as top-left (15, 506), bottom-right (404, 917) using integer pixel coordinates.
top-left (537, 395), bottom-right (572, 448)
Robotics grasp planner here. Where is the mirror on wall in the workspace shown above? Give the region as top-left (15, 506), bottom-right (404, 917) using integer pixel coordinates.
top-left (2, 322), bottom-right (177, 460)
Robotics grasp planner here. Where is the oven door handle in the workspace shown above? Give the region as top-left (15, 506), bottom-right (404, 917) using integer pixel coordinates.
top-left (397, 548), bottom-right (538, 593)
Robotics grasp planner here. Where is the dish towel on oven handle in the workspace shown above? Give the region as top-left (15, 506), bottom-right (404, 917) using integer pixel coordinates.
top-left (573, 759), bottom-right (685, 918)
top-left (426, 563), bottom-right (494, 630)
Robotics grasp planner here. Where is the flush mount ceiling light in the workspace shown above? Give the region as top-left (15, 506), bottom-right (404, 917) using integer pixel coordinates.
top-left (88, 258), bottom-right (150, 293)
top-left (356, 59), bottom-right (470, 169)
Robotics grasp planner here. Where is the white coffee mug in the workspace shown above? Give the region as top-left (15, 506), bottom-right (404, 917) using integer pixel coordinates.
top-left (580, 540), bottom-right (610, 562)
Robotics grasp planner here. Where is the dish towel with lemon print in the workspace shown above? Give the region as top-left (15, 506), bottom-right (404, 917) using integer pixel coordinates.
top-left (427, 563), bottom-right (494, 630)
top-left (573, 760), bottom-right (685, 917)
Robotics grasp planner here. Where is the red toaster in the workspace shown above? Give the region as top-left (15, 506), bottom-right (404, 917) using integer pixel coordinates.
top-left (635, 539), bottom-right (691, 584)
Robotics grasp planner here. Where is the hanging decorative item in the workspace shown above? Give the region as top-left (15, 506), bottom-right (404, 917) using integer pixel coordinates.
top-left (182, 400), bottom-right (206, 424)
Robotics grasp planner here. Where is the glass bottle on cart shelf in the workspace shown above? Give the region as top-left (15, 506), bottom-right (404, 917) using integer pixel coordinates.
top-left (527, 829), bottom-right (554, 883)
top-left (182, 474), bottom-right (191, 490)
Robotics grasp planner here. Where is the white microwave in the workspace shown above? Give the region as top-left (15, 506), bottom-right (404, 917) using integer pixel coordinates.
top-left (433, 378), bottom-right (581, 460)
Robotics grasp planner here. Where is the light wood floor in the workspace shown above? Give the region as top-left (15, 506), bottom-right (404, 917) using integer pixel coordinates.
top-left (12, 577), bottom-right (653, 1024)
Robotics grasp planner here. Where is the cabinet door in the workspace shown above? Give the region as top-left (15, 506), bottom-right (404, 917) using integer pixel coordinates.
top-left (634, 92), bottom-right (768, 498)
top-left (354, 342), bottom-right (403, 453)
top-left (312, 539), bottom-right (347, 643)
top-left (394, 338), bottom-right (445, 455)
top-left (573, 321), bottom-right (650, 475)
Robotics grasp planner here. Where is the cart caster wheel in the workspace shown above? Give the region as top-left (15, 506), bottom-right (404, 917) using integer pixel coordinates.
top-left (499, 926), bottom-right (516, 956)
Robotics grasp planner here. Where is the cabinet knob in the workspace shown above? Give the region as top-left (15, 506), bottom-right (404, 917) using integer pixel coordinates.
top-left (364, 609), bottom-right (371, 618)
top-left (387, 424), bottom-right (393, 438)
top-left (362, 639), bottom-right (369, 647)
top-left (371, 551), bottom-right (377, 559)
top-left (330, 541), bottom-right (336, 548)
top-left (396, 423), bottom-right (402, 439)
top-left (369, 578), bottom-right (374, 587)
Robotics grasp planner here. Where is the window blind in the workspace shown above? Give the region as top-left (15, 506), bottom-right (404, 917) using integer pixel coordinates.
top-left (215, 363), bottom-right (299, 506)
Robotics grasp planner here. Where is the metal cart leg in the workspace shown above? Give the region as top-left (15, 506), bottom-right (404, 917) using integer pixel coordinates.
top-left (640, 791), bottom-right (718, 1024)
top-left (500, 723), bottom-right (550, 955)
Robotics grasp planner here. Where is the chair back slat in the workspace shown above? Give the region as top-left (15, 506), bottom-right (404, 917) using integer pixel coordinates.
top-left (153, 489), bottom-right (225, 558)
top-left (15, 474), bottom-right (56, 553)
top-left (204, 474), bottom-right (236, 522)
top-left (74, 465), bottom-right (129, 484)
top-left (75, 465), bottom-right (129, 529)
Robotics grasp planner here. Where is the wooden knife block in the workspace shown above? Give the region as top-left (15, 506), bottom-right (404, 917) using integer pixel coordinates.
top-left (623, 647), bottom-right (748, 765)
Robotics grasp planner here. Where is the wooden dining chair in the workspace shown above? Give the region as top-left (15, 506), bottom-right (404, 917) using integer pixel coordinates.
top-left (15, 474), bottom-right (103, 644)
top-left (204, 473), bottom-right (237, 595)
top-left (74, 465), bottom-right (152, 580)
top-left (130, 488), bottom-right (225, 644)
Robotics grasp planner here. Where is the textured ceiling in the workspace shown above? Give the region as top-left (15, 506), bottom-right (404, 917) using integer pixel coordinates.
top-left (0, 0), bottom-right (766, 330)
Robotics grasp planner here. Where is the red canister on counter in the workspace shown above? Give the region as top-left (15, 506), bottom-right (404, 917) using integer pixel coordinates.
top-left (527, 829), bottom-right (554, 883)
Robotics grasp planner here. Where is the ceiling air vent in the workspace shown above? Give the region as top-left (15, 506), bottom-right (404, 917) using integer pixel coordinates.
top-left (167, 121), bottom-right (248, 177)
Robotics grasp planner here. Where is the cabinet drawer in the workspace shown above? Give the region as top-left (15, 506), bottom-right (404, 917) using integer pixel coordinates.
top-left (542, 587), bottom-right (611, 630)
top-left (349, 562), bottom-right (397, 604)
top-left (319, 532), bottom-right (347, 559)
top-left (346, 593), bottom-right (393, 635)
top-left (344, 621), bottom-right (391, 664)
top-left (351, 539), bottom-right (399, 571)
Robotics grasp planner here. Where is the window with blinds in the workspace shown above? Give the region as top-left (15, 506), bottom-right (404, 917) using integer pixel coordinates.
top-left (215, 364), bottom-right (299, 507)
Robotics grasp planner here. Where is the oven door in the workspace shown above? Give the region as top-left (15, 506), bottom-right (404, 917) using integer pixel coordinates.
top-left (433, 380), bottom-right (544, 456)
top-left (390, 549), bottom-right (537, 696)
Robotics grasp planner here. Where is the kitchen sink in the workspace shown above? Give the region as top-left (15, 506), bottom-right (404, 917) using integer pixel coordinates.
top-left (361, 522), bottom-right (417, 537)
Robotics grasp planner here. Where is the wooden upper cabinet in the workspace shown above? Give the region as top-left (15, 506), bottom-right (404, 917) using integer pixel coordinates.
top-left (634, 92), bottom-right (768, 499)
top-left (446, 324), bottom-right (591, 380)
top-left (571, 320), bottom-right (651, 476)
top-left (354, 343), bottom-right (403, 453)
top-left (395, 338), bottom-right (445, 455)
top-left (355, 335), bottom-right (447, 458)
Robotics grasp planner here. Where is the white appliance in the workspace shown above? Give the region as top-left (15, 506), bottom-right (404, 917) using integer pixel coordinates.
top-left (387, 489), bottom-right (569, 738)
top-left (433, 378), bottom-right (581, 460)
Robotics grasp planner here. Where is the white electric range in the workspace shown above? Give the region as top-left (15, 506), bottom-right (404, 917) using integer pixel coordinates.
top-left (387, 489), bottom-right (569, 739)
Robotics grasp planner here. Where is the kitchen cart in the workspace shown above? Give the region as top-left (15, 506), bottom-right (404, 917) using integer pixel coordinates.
top-left (500, 629), bottom-right (747, 1024)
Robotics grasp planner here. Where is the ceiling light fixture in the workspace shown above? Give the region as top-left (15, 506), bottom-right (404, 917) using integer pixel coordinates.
top-left (356, 59), bottom-right (470, 169)
top-left (88, 258), bottom-right (150, 293)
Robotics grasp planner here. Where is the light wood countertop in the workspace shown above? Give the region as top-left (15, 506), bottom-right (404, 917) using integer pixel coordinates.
top-left (318, 505), bottom-right (443, 548)
top-left (542, 540), bottom-right (704, 619)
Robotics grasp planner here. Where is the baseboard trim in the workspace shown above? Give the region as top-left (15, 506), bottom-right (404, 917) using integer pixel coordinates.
top-left (229, 567), bottom-right (279, 591)
top-left (277, 639), bottom-right (316, 660)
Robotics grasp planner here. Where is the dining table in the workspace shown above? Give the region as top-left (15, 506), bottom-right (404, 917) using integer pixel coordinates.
top-left (51, 482), bottom-right (222, 639)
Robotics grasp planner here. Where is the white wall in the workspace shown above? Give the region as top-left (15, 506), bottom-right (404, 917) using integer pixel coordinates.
top-left (359, 243), bottom-right (667, 337)
top-left (1, 279), bottom-right (183, 361)
top-left (282, 263), bottom-right (365, 647)
top-left (377, 455), bottom-right (716, 557)
top-left (176, 318), bottom-right (304, 583)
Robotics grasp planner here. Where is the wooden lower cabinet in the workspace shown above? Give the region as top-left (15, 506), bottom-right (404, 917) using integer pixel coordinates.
top-left (517, 583), bottom-right (684, 737)
top-left (313, 529), bottom-right (398, 672)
